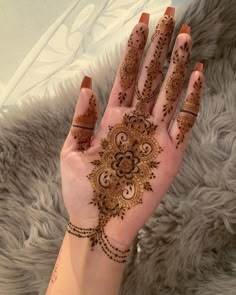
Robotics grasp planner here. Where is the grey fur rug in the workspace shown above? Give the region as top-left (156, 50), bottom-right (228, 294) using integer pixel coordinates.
top-left (1, 0), bottom-right (236, 294)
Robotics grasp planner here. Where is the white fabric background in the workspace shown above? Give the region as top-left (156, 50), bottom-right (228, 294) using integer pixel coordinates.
top-left (0, 0), bottom-right (187, 113)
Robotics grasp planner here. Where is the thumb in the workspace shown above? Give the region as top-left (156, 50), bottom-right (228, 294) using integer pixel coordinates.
top-left (70, 76), bottom-right (98, 152)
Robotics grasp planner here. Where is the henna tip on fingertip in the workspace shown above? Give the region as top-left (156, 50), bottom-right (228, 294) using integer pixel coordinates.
top-left (194, 63), bottom-right (204, 72)
top-left (164, 7), bottom-right (175, 17)
top-left (80, 76), bottom-right (92, 90)
top-left (179, 24), bottom-right (191, 35)
top-left (139, 12), bottom-right (150, 25)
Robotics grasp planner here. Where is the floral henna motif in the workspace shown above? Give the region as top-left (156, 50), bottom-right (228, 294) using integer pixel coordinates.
top-left (68, 98), bottom-right (163, 262)
top-left (70, 95), bottom-right (97, 152)
top-left (68, 21), bottom-right (168, 263)
top-left (175, 76), bottom-right (202, 148)
top-left (118, 26), bottom-right (147, 106)
top-left (111, 151), bottom-right (140, 179)
top-left (151, 15), bottom-right (175, 42)
top-left (72, 101), bottom-right (163, 262)
top-left (88, 109), bottom-right (162, 213)
top-left (162, 41), bottom-right (191, 121)
top-left (135, 15), bottom-right (174, 112)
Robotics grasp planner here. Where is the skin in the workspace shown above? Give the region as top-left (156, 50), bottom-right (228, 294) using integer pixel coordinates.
top-left (45, 7), bottom-right (204, 295)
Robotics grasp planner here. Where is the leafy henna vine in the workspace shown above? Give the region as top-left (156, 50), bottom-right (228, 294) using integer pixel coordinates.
top-left (118, 26), bottom-right (147, 106)
top-left (162, 41), bottom-right (190, 120)
top-left (70, 95), bottom-right (97, 152)
top-left (67, 23), bottom-right (171, 262)
top-left (82, 103), bottom-right (163, 262)
top-left (68, 99), bottom-right (163, 262)
top-left (175, 76), bottom-right (202, 148)
top-left (135, 15), bottom-right (174, 107)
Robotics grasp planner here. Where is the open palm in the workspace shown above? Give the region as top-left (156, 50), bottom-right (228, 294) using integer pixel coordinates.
top-left (60, 8), bottom-right (204, 256)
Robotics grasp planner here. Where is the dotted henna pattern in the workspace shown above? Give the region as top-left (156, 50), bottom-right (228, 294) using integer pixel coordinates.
top-left (68, 91), bottom-right (164, 262)
top-left (176, 76), bottom-right (202, 148)
top-left (67, 20), bottom-right (178, 263)
top-left (67, 222), bottom-right (129, 263)
top-left (135, 15), bottom-right (174, 109)
top-left (71, 90), bottom-right (163, 262)
top-left (162, 41), bottom-right (190, 121)
top-left (70, 95), bottom-right (97, 152)
top-left (118, 26), bottom-right (147, 106)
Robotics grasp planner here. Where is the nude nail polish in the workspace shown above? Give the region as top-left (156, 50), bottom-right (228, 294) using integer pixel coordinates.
top-left (139, 12), bottom-right (150, 25)
top-left (164, 7), bottom-right (175, 17)
top-left (194, 63), bottom-right (204, 72)
top-left (179, 24), bottom-right (191, 35)
top-left (80, 76), bottom-right (92, 89)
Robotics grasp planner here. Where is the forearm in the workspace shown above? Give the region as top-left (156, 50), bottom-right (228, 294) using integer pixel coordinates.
top-left (45, 225), bottom-right (127, 295)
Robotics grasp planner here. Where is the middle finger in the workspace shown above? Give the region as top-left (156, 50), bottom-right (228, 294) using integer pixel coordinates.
top-left (131, 7), bottom-right (175, 112)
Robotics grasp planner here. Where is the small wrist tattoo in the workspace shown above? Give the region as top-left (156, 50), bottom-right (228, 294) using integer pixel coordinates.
top-left (67, 221), bottom-right (130, 263)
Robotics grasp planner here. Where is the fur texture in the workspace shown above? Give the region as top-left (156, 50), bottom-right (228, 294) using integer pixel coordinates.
top-left (1, 0), bottom-right (236, 294)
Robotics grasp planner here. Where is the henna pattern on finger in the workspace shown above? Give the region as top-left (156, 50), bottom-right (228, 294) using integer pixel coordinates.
top-left (135, 15), bottom-right (174, 112)
top-left (151, 14), bottom-right (175, 42)
top-left (70, 95), bottom-right (97, 152)
top-left (118, 26), bottom-right (147, 106)
top-left (175, 76), bottom-right (203, 148)
top-left (162, 41), bottom-right (191, 121)
top-left (67, 21), bottom-right (169, 263)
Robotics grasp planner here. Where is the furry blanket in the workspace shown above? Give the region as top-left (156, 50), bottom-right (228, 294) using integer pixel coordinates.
top-left (1, 0), bottom-right (236, 294)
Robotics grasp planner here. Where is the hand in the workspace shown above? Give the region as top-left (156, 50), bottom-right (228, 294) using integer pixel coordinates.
top-left (60, 8), bottom-right (204, 262)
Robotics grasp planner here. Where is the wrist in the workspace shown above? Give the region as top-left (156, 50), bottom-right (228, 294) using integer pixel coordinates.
top-left (66, 228), bottom-right (126, 295)
top-left (67, 220), bottom-right (131, 263)
top-left (69, 214), bottom-right (135, 249)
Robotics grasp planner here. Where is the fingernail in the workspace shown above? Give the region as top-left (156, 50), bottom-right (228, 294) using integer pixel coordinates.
top-left (164, 7), bottom-right (175, 17)
top-left (179, 24), bottom-right (191, 35)
top-left (139, 12), bottom-right (150, 25)
top-left (80, 76), bottom-right (92, 89)
top-left (194, 63), bottom-right (204, 72)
